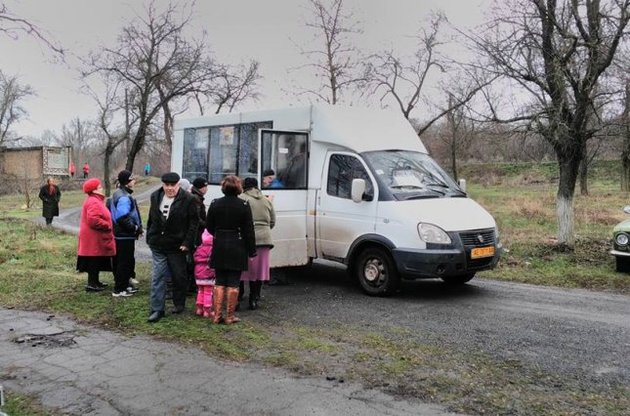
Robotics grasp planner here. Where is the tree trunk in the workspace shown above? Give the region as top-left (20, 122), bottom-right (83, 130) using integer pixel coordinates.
top-left (556, 154), bottom-right (581, 250)
top-left (126, 124), bottom-right (147, 173)
top-left (451, 141), bottom-right (458, 182)
top-left (579, 157), bottom-right (588, 196)
top-left (622, 156), bottom-right (630, 193)
top-left (104, 144), bottom-right (113, 197)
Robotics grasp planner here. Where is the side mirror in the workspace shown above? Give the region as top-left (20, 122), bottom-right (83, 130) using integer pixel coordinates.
top-left (351, 178), bottom-right (366, 203)
top-left (458, 178), bottom-right (467, 192)
top-left (623, 205), bottom-right (630, 214)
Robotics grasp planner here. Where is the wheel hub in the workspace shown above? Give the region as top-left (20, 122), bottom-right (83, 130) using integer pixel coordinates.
top-left (364, 259), bottom-right (384, 283)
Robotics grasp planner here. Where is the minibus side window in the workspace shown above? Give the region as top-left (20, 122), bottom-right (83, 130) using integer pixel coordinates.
top-left (327, 154), bottom-right (373, 199)
top-left (183, 128), bottom-right (209, 180)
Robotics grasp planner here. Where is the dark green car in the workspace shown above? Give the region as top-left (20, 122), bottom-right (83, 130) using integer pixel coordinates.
top-left (611, 205), bottom-right (630, 272)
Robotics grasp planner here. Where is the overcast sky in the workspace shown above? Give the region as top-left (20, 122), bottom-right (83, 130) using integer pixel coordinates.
top-left (1, 0), bottom-right (490, 139)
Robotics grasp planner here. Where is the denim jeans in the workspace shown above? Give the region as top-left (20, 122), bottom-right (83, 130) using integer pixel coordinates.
top-left (150, 250), bottom-right (188, 313)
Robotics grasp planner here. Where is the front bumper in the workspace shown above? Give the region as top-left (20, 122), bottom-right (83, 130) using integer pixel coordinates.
top-left (392, 243), bottom-right (502, 280)
top-left (610, 249), bottom-right (630, 258)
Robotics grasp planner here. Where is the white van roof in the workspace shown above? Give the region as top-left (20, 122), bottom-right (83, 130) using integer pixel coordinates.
top-left (174, 104), bottom-right (427, 154)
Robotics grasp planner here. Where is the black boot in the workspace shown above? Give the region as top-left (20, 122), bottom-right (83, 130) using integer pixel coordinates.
top-left (249, 281), bottom-right (262, 310)
top-left (236, 281), bottom-right (244, 311)
top-left (85, 272), bottom-right (104, 292)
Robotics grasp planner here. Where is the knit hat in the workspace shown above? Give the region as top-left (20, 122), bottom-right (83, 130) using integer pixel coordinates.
top-left (82, 178), bottom-right (101, 194)
top-left (179, 178), bottom-right (191, 192)
top-left (117, 170), bottom-right (134, 186)
top-left (262, 169), bottom-right (275, 177)
top-left (161, 172), bottom-right (180, 184)
top-left (243, 177), bottom-right (258, 190)
top-left (192, 177), bottom-right (208, 189)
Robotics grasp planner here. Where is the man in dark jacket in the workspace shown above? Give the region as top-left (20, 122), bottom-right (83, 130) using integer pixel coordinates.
top-left (191, 177), bottom-right (208, 246)
top-left (110, 170), bottom-right (142, 297)
top-left (146, 172), bottom-right (199, 323)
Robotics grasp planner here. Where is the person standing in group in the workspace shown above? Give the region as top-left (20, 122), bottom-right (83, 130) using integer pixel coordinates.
top-left (145, 172), bottom-right (199, 323)
top-left (82, 162), bottom-right (90, 179)
top-left (239, 177), bottom-right (276, 310)
top-left (193, 230), bottom-right (216, 318)
top-left (38, 177), bottom-right (61, 226)
top-left (69, 162), bottom-right (76, 178)
top-left (206, 175), bottom-right (256, 324)
top-left (191, 177), bottom-right (209, 245)
top-left (109, 170), bottom-right (143, 298)
top-left (76, 178), bottom-right (115, 292)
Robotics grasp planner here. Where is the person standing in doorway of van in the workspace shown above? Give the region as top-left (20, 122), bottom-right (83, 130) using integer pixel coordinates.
top-left (206, 175), bottom-right (256, 324)
top-left (239, 177), bottom-right (275, 310)
top-left (39, 177), bottom-right (61, 226)
top-left (110, 170), bottom-right (143, 297)
top-left (76, 178), bottom-right (115, 292)
top-left (69, 162), bottom-right (76, 178)
top-left (82, 162), bottom-right (90, 178)
top-left (146, 172), bottom-right (199, 323)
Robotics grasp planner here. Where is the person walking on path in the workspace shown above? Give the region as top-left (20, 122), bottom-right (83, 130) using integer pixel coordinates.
top-left (144, 162), bottom-right (151, 176)
top-left (82, 162), bottom-right (90, 179)
top-left (69, 162), bottom-right (76, 178)
top-left (109, 170), bottom-right (143, 298)
top-left (239, 177), bottom-right (276, 310)
top-left (206, 175), bottom-right (256, 324)
top-left (145, 172), bottom-right (199, 323)
top-left (38, 177), bottom-right (61, 226)
top-left (193, 230), bottom-right (216, 318)
top-left (76, 178), bottom-right (115, 292)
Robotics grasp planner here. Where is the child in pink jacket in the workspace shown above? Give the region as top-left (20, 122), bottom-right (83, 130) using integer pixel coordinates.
top-left (193, 230), bottom-right (216, 318)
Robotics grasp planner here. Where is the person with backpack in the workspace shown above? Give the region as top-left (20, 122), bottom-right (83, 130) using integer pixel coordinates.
top-left (109, 170), bottom-right (143, 297)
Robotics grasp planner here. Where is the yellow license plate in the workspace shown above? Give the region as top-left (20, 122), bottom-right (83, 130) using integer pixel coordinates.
top-left (471, 246), bottom-right (495, 259)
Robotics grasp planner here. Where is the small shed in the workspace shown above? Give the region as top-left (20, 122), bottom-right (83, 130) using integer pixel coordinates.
top-left (0, 146), bottom-right (71, 180)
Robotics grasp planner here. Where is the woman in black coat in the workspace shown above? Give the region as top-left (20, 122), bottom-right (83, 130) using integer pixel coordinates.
top-left (206, 175), bottom-right (256, 324)
top-left (38, 177), bottom-right (61, 225)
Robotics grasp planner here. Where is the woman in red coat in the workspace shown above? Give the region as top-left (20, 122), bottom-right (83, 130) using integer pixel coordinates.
top-left (76, 178), bottom-right (116, 292)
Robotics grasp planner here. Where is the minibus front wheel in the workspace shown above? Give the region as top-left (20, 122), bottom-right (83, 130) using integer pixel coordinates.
top-left (355, 247), bottom-right (400, 296)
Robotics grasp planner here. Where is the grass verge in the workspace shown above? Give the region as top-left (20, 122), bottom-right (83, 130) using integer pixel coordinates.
top-left (0, 218), bottom-right (628, 415)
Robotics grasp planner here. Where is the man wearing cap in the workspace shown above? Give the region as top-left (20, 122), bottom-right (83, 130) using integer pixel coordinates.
top-left (145, 172), bottom-right (199, 323)
top-left (110, 170), bottom-right (143, 297)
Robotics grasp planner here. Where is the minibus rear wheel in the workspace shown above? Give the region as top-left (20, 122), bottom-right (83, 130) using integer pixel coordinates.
top-left (355, 247), bottom-right (400, 296)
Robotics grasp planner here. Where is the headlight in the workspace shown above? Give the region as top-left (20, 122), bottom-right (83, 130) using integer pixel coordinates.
top-left (616, 233), bottom-right (629, 246)
top-left (418, 223), bottom-right (451, 244)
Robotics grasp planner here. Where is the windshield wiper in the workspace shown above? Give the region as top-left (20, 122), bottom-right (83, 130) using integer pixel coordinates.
top-left (390, 184), bottom-right (424, 190)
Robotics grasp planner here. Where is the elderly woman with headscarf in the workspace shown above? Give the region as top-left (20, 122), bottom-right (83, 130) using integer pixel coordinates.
top-left (76, 178), bottom-right (116, 292)
top-left (239, 177), bottom-right (276, 310)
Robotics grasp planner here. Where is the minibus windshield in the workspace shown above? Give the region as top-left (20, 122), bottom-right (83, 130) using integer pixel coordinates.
top-left (362, 150), bottom-right (465, 200)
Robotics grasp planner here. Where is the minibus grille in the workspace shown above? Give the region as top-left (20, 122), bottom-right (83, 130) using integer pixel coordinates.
top-left (459, 229), bottom-right (497, 271)
top-left (459, 229), bottom-right (496, 247)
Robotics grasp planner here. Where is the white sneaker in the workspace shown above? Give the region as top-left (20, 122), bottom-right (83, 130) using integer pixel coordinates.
top-left (126, 287), bottom-right (139, 294)
top-left (112, 290), bottom-right (133, 298)
top-left (129, 278), bottom-right (140, 286)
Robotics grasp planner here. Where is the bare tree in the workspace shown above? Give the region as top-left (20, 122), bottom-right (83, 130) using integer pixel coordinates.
top-left (469, 0), bottom-right (630, 249)
top-left (622, 81), bottom-right (630, 192)
top-left (202, 61), bottom-right (262, 115)
top-left (0, 2), bottom-right (63, 55)
top-left (0, 71), bottom-right (34, 148)
top-left (366, 13), bottom-right (496, 136)
top-left (298, 0), bottom-right (365, 104)
top-left (58, 117), bottom-right (94, 168)
top-left (84, 1), bottom-right (210, 171)
top-left (442, 94), bottom-right (478, 181)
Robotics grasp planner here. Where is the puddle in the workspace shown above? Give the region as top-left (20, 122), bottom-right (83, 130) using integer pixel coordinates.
top-left (13, 332), bottom-right (77, 348)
